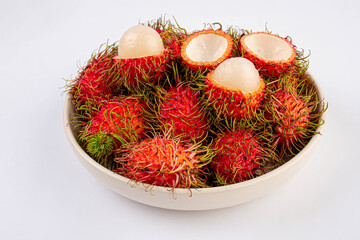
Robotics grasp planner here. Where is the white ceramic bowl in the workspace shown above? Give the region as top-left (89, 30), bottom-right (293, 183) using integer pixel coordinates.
top-left (63, 73), bottom-right (326, 211)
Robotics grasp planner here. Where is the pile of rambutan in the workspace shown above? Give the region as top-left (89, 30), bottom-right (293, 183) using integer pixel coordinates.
top-left (65, 17), bottom-right (327, 190)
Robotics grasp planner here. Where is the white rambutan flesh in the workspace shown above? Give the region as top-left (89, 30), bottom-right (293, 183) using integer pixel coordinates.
top-left (118, 25), bottom-right (165, 59)
top-left (243, 33), bottom-right (294, 61)
top-left (186, 33), bottom-right (229, 62)
top-left (212, 57), bottom-right (260, 92)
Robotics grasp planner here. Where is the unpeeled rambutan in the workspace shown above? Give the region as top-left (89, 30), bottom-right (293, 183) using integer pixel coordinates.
top-left (80, 96), bottom-right (148, 148)
top-left (70, 44), bottom-right (117, 109)
top-left (157, 85), bottom-right (209, 141)
top-left (205, 57), bottom-right (265, 119)
top-left (240, 32), bottom-right (296, 77)
top-left (114, 135), bottom-right (211, 189)
top-left (210, 129), bottom-right (262, 185)
top-left (277, 69), bottom-right (300, 89)
top-left (180, 29), bottom-right (233, 71)
top-left (85, 132), bottom-right (114, 165)
top-left (266, 88), bottom-right (310, 150)
top-left (157, 29), bottom-right (183, 60)
top-left (153, 27), bottom-right (187, 60)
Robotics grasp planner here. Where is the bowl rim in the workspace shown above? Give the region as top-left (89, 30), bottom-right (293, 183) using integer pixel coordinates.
top-left (63, 72), bottom-right (327, 195)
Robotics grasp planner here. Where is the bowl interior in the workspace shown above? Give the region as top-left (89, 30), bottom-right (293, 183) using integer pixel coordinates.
top-left (63, 72), bottom-right (327, 210)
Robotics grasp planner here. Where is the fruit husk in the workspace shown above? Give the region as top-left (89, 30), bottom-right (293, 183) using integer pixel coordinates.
top-left (180, 29), bottom-right (234, 71)
top-left (210, 129), bottom-right (262, 185)
top-left (240, 32), bottom-right (297, 77)
top-left (114, 132), bottom-right (214, 189)
top-left (263, 72), bottom-right (327, 159)
top-left (77, 96), bottom-right (151, 167)
top-left (154, 82), bottom-right (210, 142)
top-left (112, 49), bottom-right (170, 92)
top-left (204, 70), bottom-right (266, 120)
top-left (85, 132), bottom-right (114, 166)
top-left (147, 16), bottom-right (188, 61)
top-left (65, 42), bottom-right (118, 114)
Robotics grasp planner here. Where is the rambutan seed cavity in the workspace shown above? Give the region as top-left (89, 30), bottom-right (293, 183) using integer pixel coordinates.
top-left (186, 33), bottom-right (228, 62)
top-left (181, 29), bottom-right (233, 70)
top-left (240, 32), bottom-right (296, 76)
top-left (244, 33), bottom-right (293, 61)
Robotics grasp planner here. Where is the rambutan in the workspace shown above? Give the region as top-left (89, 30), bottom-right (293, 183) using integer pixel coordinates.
top-left (210, 129), bottom-right (262, 185)
top-left (240, 32), bottom-right (296, 77)
top-left (149, 19), bottom-right (187, 60)
top-left (86, 132), bottom-right (114, 165)
top-left (157, 29), bottom-right (183, 60)
top-left (80, 96), bottom-right (148, 149)
top-left (278, 70), bottom-right (300, 89)
top-left (70, 43), bottom-right (117, 110)
top-left (157, 85), bottom-right (209, 142)
top-left (112, 25), bottom-right (170, 89)
top-left (265, 88), bottom-right (310, 150)
top-left (114, 135), bottom-right (212, 189)
top-left (205, 57), bottom-right (265, 119)
top-left (180, 29), bottom-right (233, 71)
top-left (63, 18), bottom-right (327, 192)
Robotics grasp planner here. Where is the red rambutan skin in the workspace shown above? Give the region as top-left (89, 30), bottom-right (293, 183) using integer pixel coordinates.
top-left (74, 54), bottom-right (114, 107)
top-left (181, 29), bottom-right (234, 71)
top-left (268, 89), bottom-right (310, 146)
top-left (156, 29), bottom-right (185, 60)
top-left (240, 32), bottom-right (296, 77)
top-left (113, 50), bottom-right (170, 88)
top-left (278, 69), bottom-right (300, 89)
top-left (118, 137), bottom-right (204, 188)
top-left (86, 97), bottom-right (147, 145)
top-left (205, 71), bottom-right (265, 120)
top-left (158, 86), bottom-right (209, 141)
top-left (168, 39), bottom-right (181, 59)
top-left (210, 130), bottom-right (261, 184)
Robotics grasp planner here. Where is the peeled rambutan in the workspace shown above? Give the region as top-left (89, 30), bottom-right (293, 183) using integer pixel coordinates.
top-left (180, 29), bottom-right (233, 71)
top-left (80, 96), bottom-right (148, 148)
top-left (240, 32), bottom-right (296, 77)
top-left (157, 85), bottom-right (209, 141)
top-left (112, 25), bottom-right (170, 89)
top-left (210, 129), bottom-right (262, 185)
top-left (114, 135), bottom-right (211, 189)
top-left (266, 88), bottom-right (310, 149)
top-left (205, 57), bottom-right (265, 119)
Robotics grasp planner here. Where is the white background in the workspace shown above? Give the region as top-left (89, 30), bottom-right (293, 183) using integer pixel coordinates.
top-left (1, 0), bottom-right (359, 239)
